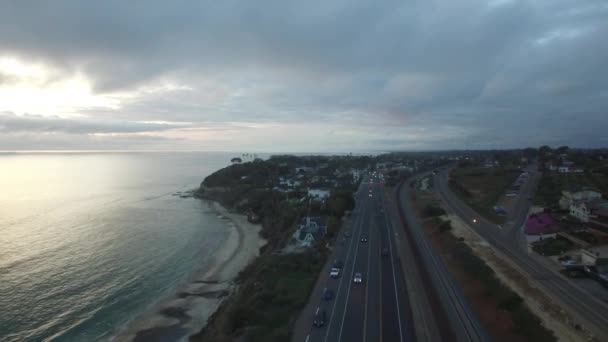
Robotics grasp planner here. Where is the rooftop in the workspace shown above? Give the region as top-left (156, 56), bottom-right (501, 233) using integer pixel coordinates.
top-left (525, 213), bottom-right (559, 235)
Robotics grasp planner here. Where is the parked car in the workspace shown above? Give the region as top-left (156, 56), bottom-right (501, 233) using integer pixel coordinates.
top-left (313, 310), bottom-right (326, 327)
top-left (353, 272), bottom-right (363, 283)
top-left (330, 267), bottom-right (340, 278)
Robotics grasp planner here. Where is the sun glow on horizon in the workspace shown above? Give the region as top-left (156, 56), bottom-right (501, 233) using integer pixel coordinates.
top-left (0, 56), bottom-right (121, 117)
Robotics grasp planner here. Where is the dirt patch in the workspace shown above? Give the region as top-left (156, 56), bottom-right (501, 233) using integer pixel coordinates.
top-left (412, 192), bottom-right (558, 341)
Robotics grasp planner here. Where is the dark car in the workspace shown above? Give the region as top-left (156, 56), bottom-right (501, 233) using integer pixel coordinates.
top-left (381, 248), bottom-right (389, 257)
top-left (333, 260), bottom-right (344, 268)
top-left (360, 235), bottom-right (368, 243)
top-left (323, 289), bottom-right (334, 301)
top-left (313, 310), bottom-right (326, 327)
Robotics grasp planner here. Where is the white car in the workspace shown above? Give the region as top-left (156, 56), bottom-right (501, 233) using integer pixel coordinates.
top-left (353, 272), bottom-right (363, 283)
top-left (330, 267), bottom-right (340, 278)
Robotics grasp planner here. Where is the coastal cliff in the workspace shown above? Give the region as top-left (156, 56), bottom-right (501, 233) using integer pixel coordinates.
top-left (191, 155), bottom-right (360, 342)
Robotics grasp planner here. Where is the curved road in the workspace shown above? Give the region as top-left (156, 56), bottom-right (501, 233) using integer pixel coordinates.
top-left (434, 167), bottom-right (608, 339)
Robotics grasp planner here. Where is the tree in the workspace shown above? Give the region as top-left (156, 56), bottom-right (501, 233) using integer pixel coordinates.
top-left (231, 157), bottom-right (242, 164)
top-left (523, 147), bottom-right (537, 160)
top-left (557, 146), bottom-right (570, 155)
top-left (439, 220), bottom-right (452, 232)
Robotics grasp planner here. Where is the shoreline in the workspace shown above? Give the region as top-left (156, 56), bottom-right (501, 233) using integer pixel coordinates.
top-left (111, 200), bottom-right (266, 342)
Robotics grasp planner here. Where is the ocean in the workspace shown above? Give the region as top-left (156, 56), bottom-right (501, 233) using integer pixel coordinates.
top-left (0, 152), bottom-right (239, 341)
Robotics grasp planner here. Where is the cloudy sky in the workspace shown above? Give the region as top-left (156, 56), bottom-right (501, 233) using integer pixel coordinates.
top-left (0, 0), bottom-right (606, 152)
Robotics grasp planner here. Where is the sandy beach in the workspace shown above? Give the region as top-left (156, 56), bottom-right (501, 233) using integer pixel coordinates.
top-left (112, 200), bottom-right (266, 342)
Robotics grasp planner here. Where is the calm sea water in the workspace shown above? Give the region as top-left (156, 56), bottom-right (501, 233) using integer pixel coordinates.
top-left (0, 152), bottom-right (238, 341)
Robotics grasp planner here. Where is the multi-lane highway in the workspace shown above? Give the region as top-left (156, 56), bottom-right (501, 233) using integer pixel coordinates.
top-left (294, 173), bottom-right (414, 342)
top-left (434, 167), bottom-right (608, 339)
top-left (396, 174), bottom-right (487, 342)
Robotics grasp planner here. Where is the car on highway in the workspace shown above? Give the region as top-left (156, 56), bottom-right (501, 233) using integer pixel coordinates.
top-left (381, 248), bottom-right (389, 257)
top-left (360, 235), bottom-right (368, 243)
top-left (322, 288), bottom-right (334, 301)
top-left (313, 309), bottom-right (326, 327)
top-left (329, 267), bottom-right (340, 278)
top-left (353, 272), bottom-right (363, 283)
top-left (333, 260), bottom-right (344, 268)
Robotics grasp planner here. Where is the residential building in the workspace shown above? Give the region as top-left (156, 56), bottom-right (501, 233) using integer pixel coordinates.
top-left (560, 189), bottom-right (602, 210)
top-left (292, 216), bottom-right (326, 247)
top-left (308, 189), bottom-right (330, 200)
top-left (524, 213), bottom-right (560, 242)
top-left (570, 198), bottom-right (608, 222)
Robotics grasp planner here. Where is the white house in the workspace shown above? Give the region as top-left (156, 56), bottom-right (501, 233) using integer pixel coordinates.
top-left (570, 198), bottom-right (608, 222)
top-left (558, 166), bottom-right (584, 173)
top-left (292, 217), bottom-right (326, 247)
top-left (308, 189), bottom-right (330, 200)
top-left (560, 189), bottom-right (601, 210)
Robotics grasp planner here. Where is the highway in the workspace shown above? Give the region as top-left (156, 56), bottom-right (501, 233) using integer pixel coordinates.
top-left (294, 174), bottom-right (414, 342)
top-left (434, 167), bottom-right (608, 339)
top-left (395, 176), bottom-right (488, 342)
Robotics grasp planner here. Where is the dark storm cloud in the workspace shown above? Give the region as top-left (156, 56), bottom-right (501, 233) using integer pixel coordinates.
top-left (0, 0), bottom-right (606, 149)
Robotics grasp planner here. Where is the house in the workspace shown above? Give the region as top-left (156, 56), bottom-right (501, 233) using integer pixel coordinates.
top-left (524, 213), bottom-right (560, 242)
top-left (483, 160), bottom-right (499, 168)
top-left (570, 198), bottom-right (608, 222)
top-left (295, 166), bottom-right (315, 174)
top-left (558, 166), bottom-right (584, 173)
top-left (560, 189), bottom-right (602, 210)
top-left (308, 189), bottom-right (330, 200)
top-left (292, 216), bottom-right (326, 247)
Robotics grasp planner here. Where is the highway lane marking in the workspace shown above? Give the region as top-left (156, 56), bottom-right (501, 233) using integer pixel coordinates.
top-left (383, 187), bottom-right (405, 342)
top-left (363, 197), bottom-right (374, 342)
top-left (324, 189), bottom-right (367, 342)
top-left (336, 198), bottom-right (369, 342)
top-left (405, 180), bottom-right (485, 341)
top-left (315, 306), bottom-right (320, 315)
top-left (305, 334), bottom-right (310, 342)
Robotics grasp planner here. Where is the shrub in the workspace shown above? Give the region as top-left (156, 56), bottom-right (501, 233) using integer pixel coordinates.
top-left (423, 204), bottom-right (446, 218)
top-left (439, 220), bottom-right (452, 232)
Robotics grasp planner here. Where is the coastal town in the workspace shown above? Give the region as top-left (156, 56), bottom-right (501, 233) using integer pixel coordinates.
top-left (192, 147), bottom-right (608, 342)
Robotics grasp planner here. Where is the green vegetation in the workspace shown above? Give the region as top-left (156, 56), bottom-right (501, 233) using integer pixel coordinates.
top-left (194, 156), bottom-right (359, 341)
top-left (535, 171), bottom-right (608, 207)
top-left (197, 251), bottom-right (326, 342)
top-left (452, 242), bottom-right (556, 342)
top-left (531, 237), bottom-right (574, 256)
top-left (422, 204), bottom-right (446, 218)
top-left (438, 220), bottom-right (452, 232)
top-left (449, 166), bottom-right (519, 223)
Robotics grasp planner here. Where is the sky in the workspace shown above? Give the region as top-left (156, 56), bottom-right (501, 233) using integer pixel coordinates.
top-left (0, 0), bottom-right (607, 152)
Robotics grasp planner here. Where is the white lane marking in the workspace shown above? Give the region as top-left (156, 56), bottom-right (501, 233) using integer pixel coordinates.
top-left (316, 306), bottom-right (320, 315)
top-left (363, 202), bottom-right (374, 342)
top-left (383, 189), bottom-right (405, 342)
top-left (305, 334), bottom-right (310, 342)
top-left (324, 189), bottom-right (366, 342)
top-left (336, 199), bottom-right (369, 342)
